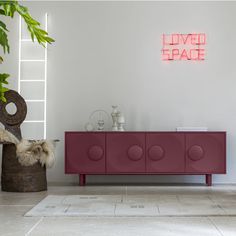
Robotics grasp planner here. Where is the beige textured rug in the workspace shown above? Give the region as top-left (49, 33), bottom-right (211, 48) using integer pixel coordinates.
top-left (25, 194), bottom-right (235, 217)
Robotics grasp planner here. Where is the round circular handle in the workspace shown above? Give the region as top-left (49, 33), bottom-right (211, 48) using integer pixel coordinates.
top-left (88, 145), bottom-right (104, 161)
top-left (127, 145), bottom-right (143, 161)
top-left (148, 145), bottom-right (165, 161)
top-left (188, 145), bottom-right (204, 161)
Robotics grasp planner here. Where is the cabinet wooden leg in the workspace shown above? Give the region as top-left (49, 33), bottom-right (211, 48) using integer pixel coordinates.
top-left (79, 174), bottom-right (86, 186)
top-left (206, 174), bottom-right (212, 186)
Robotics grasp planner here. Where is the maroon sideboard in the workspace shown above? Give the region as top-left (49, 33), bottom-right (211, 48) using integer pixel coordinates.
top-left (65, 131), bottom-right (226, 186)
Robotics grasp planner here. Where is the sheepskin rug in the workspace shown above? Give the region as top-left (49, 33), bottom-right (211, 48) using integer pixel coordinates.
top-left (0, 129), bottom-right (19, 144)
top-left (16, 139), bottom-right (56, 168)
top-left (0, 128), bottom-right (56, 168)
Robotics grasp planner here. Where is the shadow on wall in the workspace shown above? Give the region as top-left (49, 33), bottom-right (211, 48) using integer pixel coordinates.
top-left (126, 106), bottom-right (152, 131)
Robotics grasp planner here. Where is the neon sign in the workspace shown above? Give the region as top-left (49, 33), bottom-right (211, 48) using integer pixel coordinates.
top-left (162, 33), bottom-right (206, 61)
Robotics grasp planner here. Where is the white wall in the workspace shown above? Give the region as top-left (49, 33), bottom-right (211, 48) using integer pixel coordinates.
top-left (1, 1), bottom-right (236, 184)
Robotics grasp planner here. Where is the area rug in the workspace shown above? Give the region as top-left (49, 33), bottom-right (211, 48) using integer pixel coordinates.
top-left (25, 194), bottom-right (234, 217)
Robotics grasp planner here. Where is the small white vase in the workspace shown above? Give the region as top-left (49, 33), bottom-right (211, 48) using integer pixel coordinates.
top-left (111, 105), bottom-right (119, 131)
top-left (117, 112), bottom-right (125, 131)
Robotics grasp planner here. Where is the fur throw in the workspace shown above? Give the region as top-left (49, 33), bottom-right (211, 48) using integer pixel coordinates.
top-left (0, 129), bottom-right (19, 144)
top-left (16, 139), bottom-right (56, 168)
top-left (0, 128), bottom-right (56, 168)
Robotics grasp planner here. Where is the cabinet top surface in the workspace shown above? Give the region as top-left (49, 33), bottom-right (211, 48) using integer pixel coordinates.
top-left (65, 131), bottom-right (226, 134)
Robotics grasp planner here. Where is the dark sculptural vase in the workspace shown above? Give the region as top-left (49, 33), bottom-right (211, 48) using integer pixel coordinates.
top-left (0, 90), bottom-right (47, 192)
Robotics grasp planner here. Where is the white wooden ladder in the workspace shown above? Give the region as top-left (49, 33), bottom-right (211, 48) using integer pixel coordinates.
top-left (18, 13), bottom-right (48, 139)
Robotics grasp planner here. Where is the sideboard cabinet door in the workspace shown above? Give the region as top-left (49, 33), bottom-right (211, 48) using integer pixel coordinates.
top-left (186, 133), bottom-right (226, 173)
top-left (146, 133), bottom-right (185, 173)
top-left (65, 132), bottom-right (105, 173)
top-left (106, 133), bottom-right (145, 173)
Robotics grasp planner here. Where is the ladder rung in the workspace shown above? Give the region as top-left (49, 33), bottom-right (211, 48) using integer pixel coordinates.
top-left (24, 120), bottom-right (45, 123)
top-left (21, 80), bottom-right (45, 82)
top-left (20, 59), bottom-right (45, 62)
top-left (25, 99), bottom-right (45, 102)
top-left (21, 39), bottom-right (32, 42)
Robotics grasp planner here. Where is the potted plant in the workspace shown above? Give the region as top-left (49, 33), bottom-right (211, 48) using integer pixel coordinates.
top-left (0, 0), bottom-right (54, 102)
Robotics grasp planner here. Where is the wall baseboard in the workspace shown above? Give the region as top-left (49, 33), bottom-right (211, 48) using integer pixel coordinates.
top-left (47, 182), bottom-right (236, 186)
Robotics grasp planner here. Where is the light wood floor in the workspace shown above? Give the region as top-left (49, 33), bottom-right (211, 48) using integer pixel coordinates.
top-left (1, 185), bottom-right (236, 236)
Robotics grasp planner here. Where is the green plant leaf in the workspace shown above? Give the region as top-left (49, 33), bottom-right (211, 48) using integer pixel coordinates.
top-left (0, 73), bottom-right (9, 102)
top-left (0, 9), bottom-right (5, 15)
top-left (0, 95), bottom-right (7, 103)
top-left (0, 28), bottom-right (10, 53)
top-left (1, 86), bottom-right (8, 92)
top-left (0, 21), bottom-right (8, 31)
top-left (14, 3), bottom-right (55, 46)
top-left (0, 73), bottom-right (10, 82)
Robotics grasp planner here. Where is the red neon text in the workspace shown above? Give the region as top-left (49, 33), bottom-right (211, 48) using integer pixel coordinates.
top-left (162, 33), bottom-right (206, 61)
